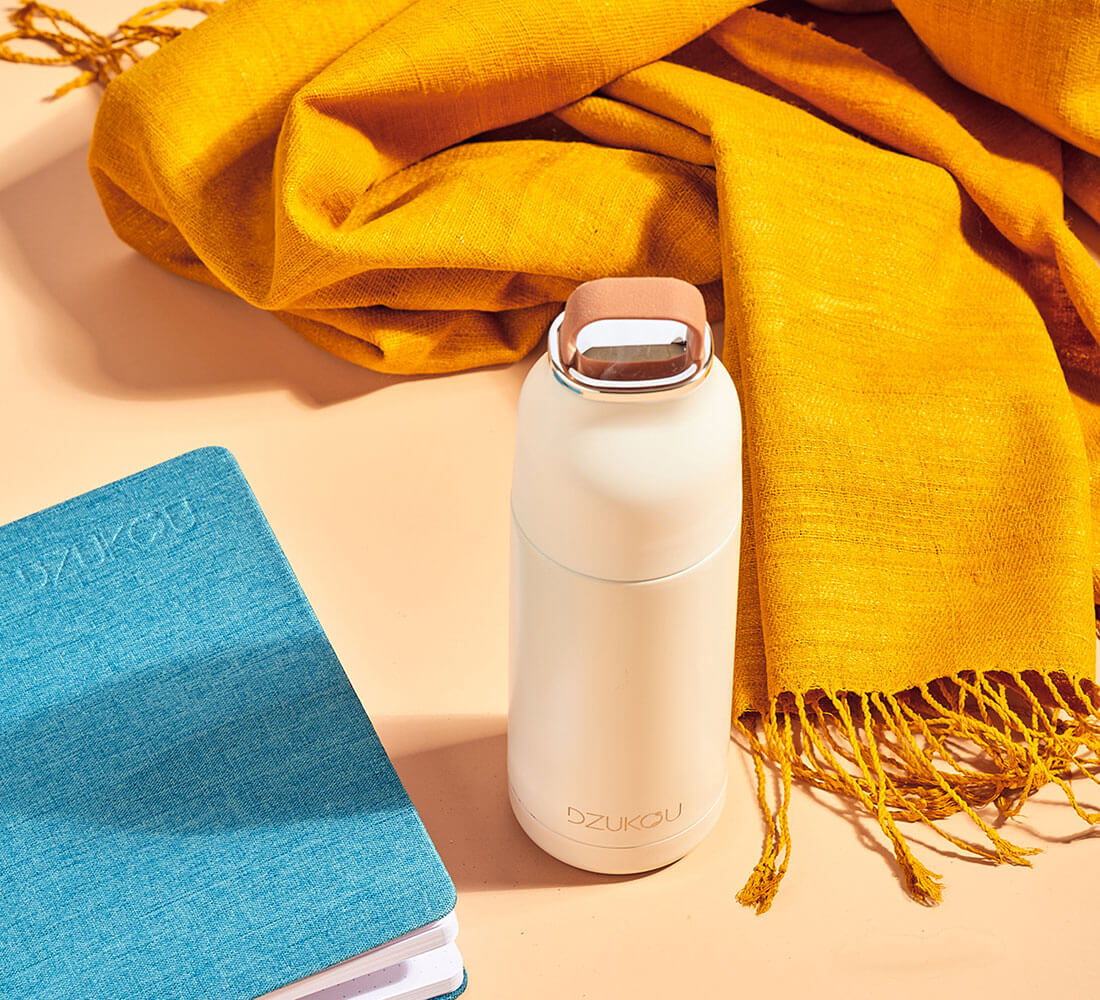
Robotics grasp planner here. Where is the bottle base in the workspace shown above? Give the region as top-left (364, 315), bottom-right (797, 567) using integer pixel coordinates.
top-left (508, 783), bottom-right (727, 875)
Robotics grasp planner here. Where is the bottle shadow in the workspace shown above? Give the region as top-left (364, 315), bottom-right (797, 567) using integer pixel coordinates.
top-left (1, 664), bottom-right (616, 894)
top-left (380, 714), bottom-right (635, 892)
top-left (0, 635), bottom-right (415, 836)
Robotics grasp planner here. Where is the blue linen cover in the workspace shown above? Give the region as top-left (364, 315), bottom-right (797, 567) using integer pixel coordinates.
top-left (0, 447), bottom-right (461, 1000)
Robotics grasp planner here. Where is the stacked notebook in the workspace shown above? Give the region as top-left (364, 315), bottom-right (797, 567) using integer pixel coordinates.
top-left (0, 447), bottom-right (465, 1000)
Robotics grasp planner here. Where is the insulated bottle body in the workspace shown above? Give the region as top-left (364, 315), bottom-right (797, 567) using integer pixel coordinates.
top-left (508, 522), bottom-right (737, 874)
top-left (508, 278), bottom-right (742, 874)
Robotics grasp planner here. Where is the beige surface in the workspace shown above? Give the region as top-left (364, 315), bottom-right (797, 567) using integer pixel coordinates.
top-left (2, 15), bottom-right (1099, 997)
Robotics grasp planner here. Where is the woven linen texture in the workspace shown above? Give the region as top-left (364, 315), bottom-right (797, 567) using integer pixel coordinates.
top-left (77, 0), bottom-right (1100, 907)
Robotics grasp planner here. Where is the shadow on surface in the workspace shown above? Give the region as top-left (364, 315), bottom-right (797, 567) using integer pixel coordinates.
top-left (733, 721), bottom-right (1100, 905)
top-left (730, 726), bottom-right (999, 906)
top-left (0, 634), bottom-right (401, 833)
top-left (3, 681), bottom-right (612, 889)
top-left (0, 145), bottom-right (407, 406)
top-left (382, 714), bottom-right (632, 892)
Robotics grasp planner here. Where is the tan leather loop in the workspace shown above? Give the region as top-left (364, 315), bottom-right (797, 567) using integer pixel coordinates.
top-left (559, 277), bottom-right (707, 382)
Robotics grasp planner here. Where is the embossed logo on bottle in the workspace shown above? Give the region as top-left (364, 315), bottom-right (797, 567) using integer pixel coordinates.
top-left (566, 802), bottom-right (684, 833)
top-left (13, 498), bottom-right (197, 592)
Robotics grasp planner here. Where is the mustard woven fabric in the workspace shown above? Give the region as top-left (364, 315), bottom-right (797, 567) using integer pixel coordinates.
top-left (78, 0), bottom-right (1100, 907)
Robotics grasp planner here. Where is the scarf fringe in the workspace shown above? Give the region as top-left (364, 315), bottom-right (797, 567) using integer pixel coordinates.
top-left (738, 670), bottom-right (1100, 911)
top-left (0, 1), bottom-right (219, 98)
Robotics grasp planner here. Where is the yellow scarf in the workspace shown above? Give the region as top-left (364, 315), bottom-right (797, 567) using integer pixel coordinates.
top-left (8, 0), bottom-right (1100, 909)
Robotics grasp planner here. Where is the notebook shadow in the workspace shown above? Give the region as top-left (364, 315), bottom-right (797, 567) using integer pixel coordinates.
top-left (0, 145), bottom-right (405, 406)
top-left (380, 715), bottom-right (632, 892)
top-left (0, 636), bottom-right (410, 834)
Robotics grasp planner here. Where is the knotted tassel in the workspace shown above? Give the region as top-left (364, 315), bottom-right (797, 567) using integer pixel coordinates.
top-left (737, 672), bottom-right (1100, 911)
top-left (0, 0), bottom-right (219, 98)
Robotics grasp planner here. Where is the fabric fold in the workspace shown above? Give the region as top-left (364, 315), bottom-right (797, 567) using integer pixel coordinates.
top-left (71, 0), bottom-right (1100, 909)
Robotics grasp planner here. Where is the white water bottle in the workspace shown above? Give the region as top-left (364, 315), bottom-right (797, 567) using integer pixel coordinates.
top-left (508, 277), bottom-right (742, 875)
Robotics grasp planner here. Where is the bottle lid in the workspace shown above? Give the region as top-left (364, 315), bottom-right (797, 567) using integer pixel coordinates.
top-left (549, 277), bottom-right (712, 397)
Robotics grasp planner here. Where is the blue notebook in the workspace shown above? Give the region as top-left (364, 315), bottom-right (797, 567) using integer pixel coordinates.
top-left (0, 447), bottom-right (465, 1000)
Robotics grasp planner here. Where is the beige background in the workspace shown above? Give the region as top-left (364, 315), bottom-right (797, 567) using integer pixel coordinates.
top-left (2, 9), bottom-right (1098, 996)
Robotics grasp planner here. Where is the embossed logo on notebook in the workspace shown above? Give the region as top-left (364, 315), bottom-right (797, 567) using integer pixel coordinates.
top-left (14, 498), bottom-right (197, 591)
